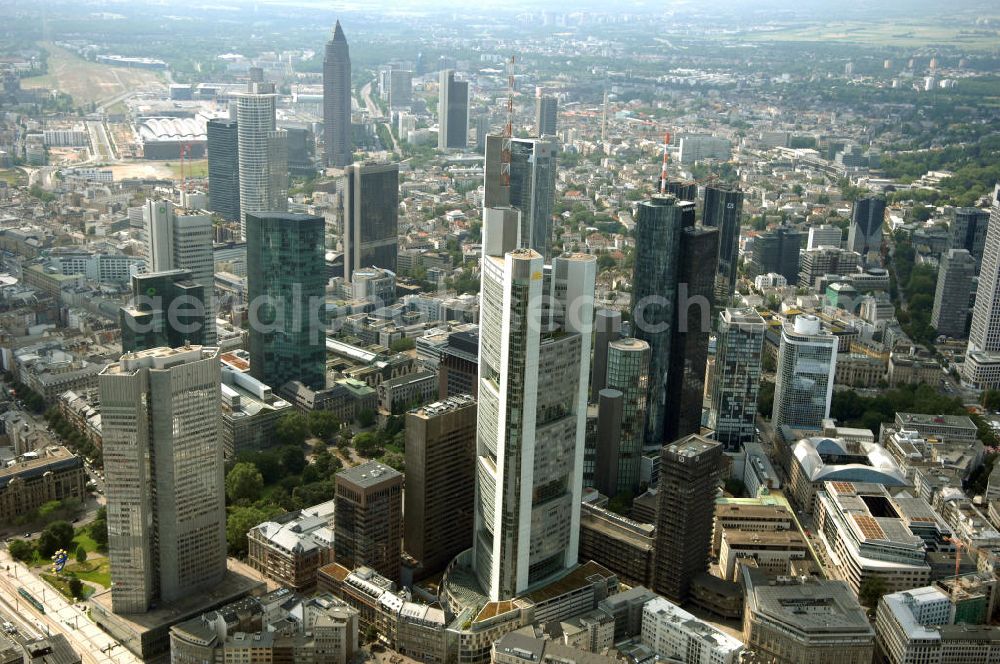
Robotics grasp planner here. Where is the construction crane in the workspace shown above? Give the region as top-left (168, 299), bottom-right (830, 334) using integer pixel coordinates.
top-left (500, 55), bottom-right (515, 190)
top-left (178, 141), bottom-right (194, 198)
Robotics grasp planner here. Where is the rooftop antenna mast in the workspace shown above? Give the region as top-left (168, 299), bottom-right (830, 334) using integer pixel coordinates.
top-left (659, 131), bottom-right (672, 194)
top-left (501, 55), bottom-right (515, 190)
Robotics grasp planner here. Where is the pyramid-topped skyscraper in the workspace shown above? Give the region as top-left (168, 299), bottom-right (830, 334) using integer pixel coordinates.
top-left (323, 20), bottom-right (352, 168)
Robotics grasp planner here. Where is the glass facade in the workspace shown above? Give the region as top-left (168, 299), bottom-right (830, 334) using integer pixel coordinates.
top-left (206, 118), bottom-right (240, 222)
top-left (709, 308), bottom-right (765, 451)
top-left (632, 196), bottom-right (684, 449)
top-left (343, 163), bottom-right (399, 281)
top-left (702, 186), bottom-right (743, 303)
top-left (246, 212), bottom-right (327, 391)
top-left (605, 338), bottom-right (650, 494)
top-left (120, 270), bottom-right (206, 353)
top-left (773, 317), bottom-right (838, 430)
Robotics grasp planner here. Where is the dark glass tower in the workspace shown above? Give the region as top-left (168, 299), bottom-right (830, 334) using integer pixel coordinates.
top-left (323, 21), bottom-right (351, 168)
top-left (535, 95), bottom-right (557, 136)
top-left (342, 162), bottom-right (399, 281)
top-left (653, 435), bottom-right (722, 603)
top-left (847, 195), bottom-right (886, 258)
top-left (206, 118), bottom-right (240, 222)
top-left (948, 207), bottom-right (989, 271)
top-left (631, 195), bottom-right (685, 449)
top-left (750, 226), bottom-right (804, 285)
top-left (703, 185), bottom-right (743, 302)
top-left (438, 70), bottom-right (469, 150)
top-left (246, 212), bottom-right (326, 391)
top-left (663, 179), bottom-right (697, 202)
top-left (664, 222), bottom-right (718, 442)
top-left (120, 269), bottom-right (207, 353)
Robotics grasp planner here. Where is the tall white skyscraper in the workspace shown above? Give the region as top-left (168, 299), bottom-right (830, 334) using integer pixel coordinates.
top-left (772, 315), bottom-right (837, 431)
top-left (472, 207), bottom-right (595, 601)
top-left (143, 199), bottom-right (216, 344)
top-left (963, 186), bottom-right (1000, 389)
top-left (99, 345), bottom-right (227, 614)
top-left (237, 81), bottom-right (288, 238)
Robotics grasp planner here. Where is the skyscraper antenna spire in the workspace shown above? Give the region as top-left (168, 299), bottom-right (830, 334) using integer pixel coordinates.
top-left (659, 131), bottom-right (671, 194)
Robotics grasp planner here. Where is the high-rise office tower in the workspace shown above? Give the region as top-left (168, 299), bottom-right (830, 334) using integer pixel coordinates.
top-left (632, 195), bottom-right (685, 449)
top-left (237, 81), bottom-right (288, 238)
top-left (798, 247), bottom-right (862, 289)
top-left (663, 179), bottom-right (697, 202)
top-left (323, 21), bottom-right (352, 168)
top-left (120, 270), bottom-right (206, 353)
top-left (602, 338), bottom-right (650, 495)
top-left (388, 69), bottom-right (412, 109)
top-left (590, 309), bottom-right (622, 402)
top-left (709, 308), bottom-right (765, 451)
top-left (653, 435), bottom-right (722, 603)
top-left (143, 200), bottom-right (216, 344)
top-left (947, 207), bottom-right (990, 272)
top-left (963, 188), bottom-right (1000, 390)
top-left (535, 94), bottom-right (557, 136)
top-left (475, 113), bottom-right (490, 153)
top-left (246, 212), bottom-right (326, 391)
top-left (847, 195), bottom-right (886, 259)
top-left (702, 186), bottom-right (743, 302)
top-left (207, 118), bottom-right (240, 222)
top-left (437, 70), bottom-right (469, 150)
top-left (99, 345), bottom-right (226, 614)
top-left (473, 207), bottom-right (596, 601)
top-left (664, 222), bottom-right (718, 442)
top-left (772, 315), bottom-right (838, 431)
top-left (484, 135), bottom-right (558, 262)
top-left (342, 162), bottom-right (399, 281)
top-left (749, 226), bottom-right (804, 285)
top-left (932, 249), bottom-right (977, 339)
top-left (438, 329), bottom-right (479, 399)
top-left (593, 388), bottom-right (622, 495)
top-left (334, 461), bottom-right (403, 582)
top-left (404, 395), bottom-right (477, 577)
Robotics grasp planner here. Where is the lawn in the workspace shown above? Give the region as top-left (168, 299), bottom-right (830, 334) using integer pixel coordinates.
top-left (41, 572), bottom-right (93, 600)
top-left (71, 529), bottom-right (100, 554)
top-left (165, 160), bottom-right (209, 179)
top-left (0, 169), bottom-right (26, 186)
top-left (20, 42), bottom-right (164, 106)
top-left (64, 558), bottom-right (111, 589)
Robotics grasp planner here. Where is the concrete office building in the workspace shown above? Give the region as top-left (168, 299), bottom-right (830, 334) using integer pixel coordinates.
top-left (948, 206), bottom-right (990, 271)
top-left (598, 338), bottom-right (649, 495)
top-left (535, 95), bottom-right (557, 136)
top-left (631, 195), bottom-right (687, 448)
top-left (335, 461), bottom-right (403, 582)
top-left (98, 346), bottom-right (226, 614)
top-left (932, 249), bottom-right (977, 339)
top-left (590, 309), bottom-right (622, 402)
top-left (438, 70), bottom-right (469, 150)
top-left (120, 270), bottom-right (207, 353)
top-left (848, 195), bottom-right (886, 259)
top-left (324, 21), bottom-right (352, 168)
top-left (653, 435), bottom-right (722, 603)
top-left (220, 367), bottom-right (293, 459)
top-left (206, 118), bottom-right (240, 222)
top-left (404, 395), bottom-right (477, 578)
top-left (472, 204), bottom-right (596, 601)
top-left (237, 82), bottom-right (288, 238)
top-left (702, 186), bottom-right (743, 302)
top-left (964, 187), bottom-right (1000, 390)
top-left (0, 446), bottom-right (86, 525)
top-left (246, 212), bottom-right (326, 391)
top-left (143, 200), bottom-right (216, 344)
top-left (798, 246), bottom-right (862, 289)
top-left (772, 315), bottom-right (838, 431)
top-left (742, 569), bottom-right (875, 664)
top-left (342, 162), bottom-right (399, 281)
top-left (709, 308), bottom-right (765, 451)
top-left (484, 135), bottom-right (558, 262)
top-left (807, 224), bottom-right (843, 250)
top-left (641, 597), bottom-right (743, 664)
top-left (579, 502), bottom-right (655, 589)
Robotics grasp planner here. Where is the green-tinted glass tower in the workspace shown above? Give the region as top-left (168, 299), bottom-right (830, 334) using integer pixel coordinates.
top-left (120, 269), bottom-right (207, 353)
top-left (246, 212), bottom-right (327, 391)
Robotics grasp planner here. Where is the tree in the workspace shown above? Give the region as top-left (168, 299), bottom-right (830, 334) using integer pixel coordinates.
top-left (37, 521), bottom-right (74, 558)
top-left (380, 451), bottom-right (405, 472)
top-left (279, 446), bottom-right (307, 476)
top-left (353, 432), bottom-right (384, 458)
top-left (983, 390), bottom-right (1000, 412)
top-left (226, 462), bottom-right (264, 504)
top-left (89, 508), bottom-right (108, 549)
top-left (390, 337), bottom-right (416, 353)
top-left (859, 577), bottom-right (887, 609)
top-left (8, 539), bottom-right (34, 562)
top-left (226, 506), bottom-right (273, 557)
top-left (75, 545), bottom-right (87, 564)
top-left (356, 409), bottom-right (376, 428)
top-left (68, 577), bottom-right (84, 599)
top-left (308, 411), bottom-right (340, 442)
top-left (275, 412), bottom-right (309, 447)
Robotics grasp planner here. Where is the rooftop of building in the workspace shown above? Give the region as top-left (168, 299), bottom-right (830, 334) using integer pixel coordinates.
top-left (643, 596), bottom-right (744, 654)
top-left (524, 560), bottom-right (616, 605)
top-left (894, 412), bottom-right (977, 431)
top-left (744, 569), bottom-right (873, 636)
top-left (409, 394), bottom-right (476, 419)
top-left (792, 436), bottom-right (907, 486)
top-left (336, 460), bottom-right (401, 488)
top-left (250, 500), bottom-right (335, 554)
top-left (0, 446), bottom-right (82, 490)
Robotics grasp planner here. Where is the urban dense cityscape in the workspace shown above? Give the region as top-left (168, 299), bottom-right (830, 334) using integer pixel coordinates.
top-left (0, 1), bottom-right (1000, 663)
